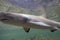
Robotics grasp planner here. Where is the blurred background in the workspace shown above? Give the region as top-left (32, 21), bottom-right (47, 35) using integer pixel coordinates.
top-left (0, 0), bottom-right (60, 40)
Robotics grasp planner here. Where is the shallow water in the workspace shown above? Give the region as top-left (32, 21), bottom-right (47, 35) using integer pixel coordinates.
top-left (0, 22), bottom-right (60, 40)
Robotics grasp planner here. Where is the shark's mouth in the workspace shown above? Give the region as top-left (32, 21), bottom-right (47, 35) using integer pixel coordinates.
top-left (1, 18), bottom-right (9, 21)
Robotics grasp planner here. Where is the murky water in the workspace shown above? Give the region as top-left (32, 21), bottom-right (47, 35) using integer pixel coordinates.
top-left (0, 22), bottom-right (60, 40)
top-left (0, 0), bottom-right (60, 40)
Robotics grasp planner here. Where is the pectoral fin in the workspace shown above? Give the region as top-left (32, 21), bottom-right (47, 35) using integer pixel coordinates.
top-left (23, 27), bottom-right (30, 33)
top-left (51, 29), bottom-right (57, 32)
top-left (51, 27), bottom-right (58, 32)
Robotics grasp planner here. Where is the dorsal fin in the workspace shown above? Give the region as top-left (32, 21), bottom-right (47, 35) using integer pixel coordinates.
top-left (39, 6), bottom-right (48, 18)
top-left (41, 13), bottom-right (47, 18)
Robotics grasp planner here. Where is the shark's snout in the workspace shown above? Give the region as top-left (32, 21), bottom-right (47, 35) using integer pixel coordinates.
top-left (0, 12), bottom-right (12, 21)
top-left (0, 12), bottom-right (7, 20)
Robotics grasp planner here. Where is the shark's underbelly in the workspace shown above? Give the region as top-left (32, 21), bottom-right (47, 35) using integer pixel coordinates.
top-left (0, 19), bottom-right (54, 30)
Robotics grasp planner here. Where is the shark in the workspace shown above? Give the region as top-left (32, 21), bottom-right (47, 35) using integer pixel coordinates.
top-left (0, 12), bottom-right (60, 32)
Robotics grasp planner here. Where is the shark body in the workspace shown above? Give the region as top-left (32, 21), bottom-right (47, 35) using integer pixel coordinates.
top-left (0, 12), bottom-right (60, 32)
